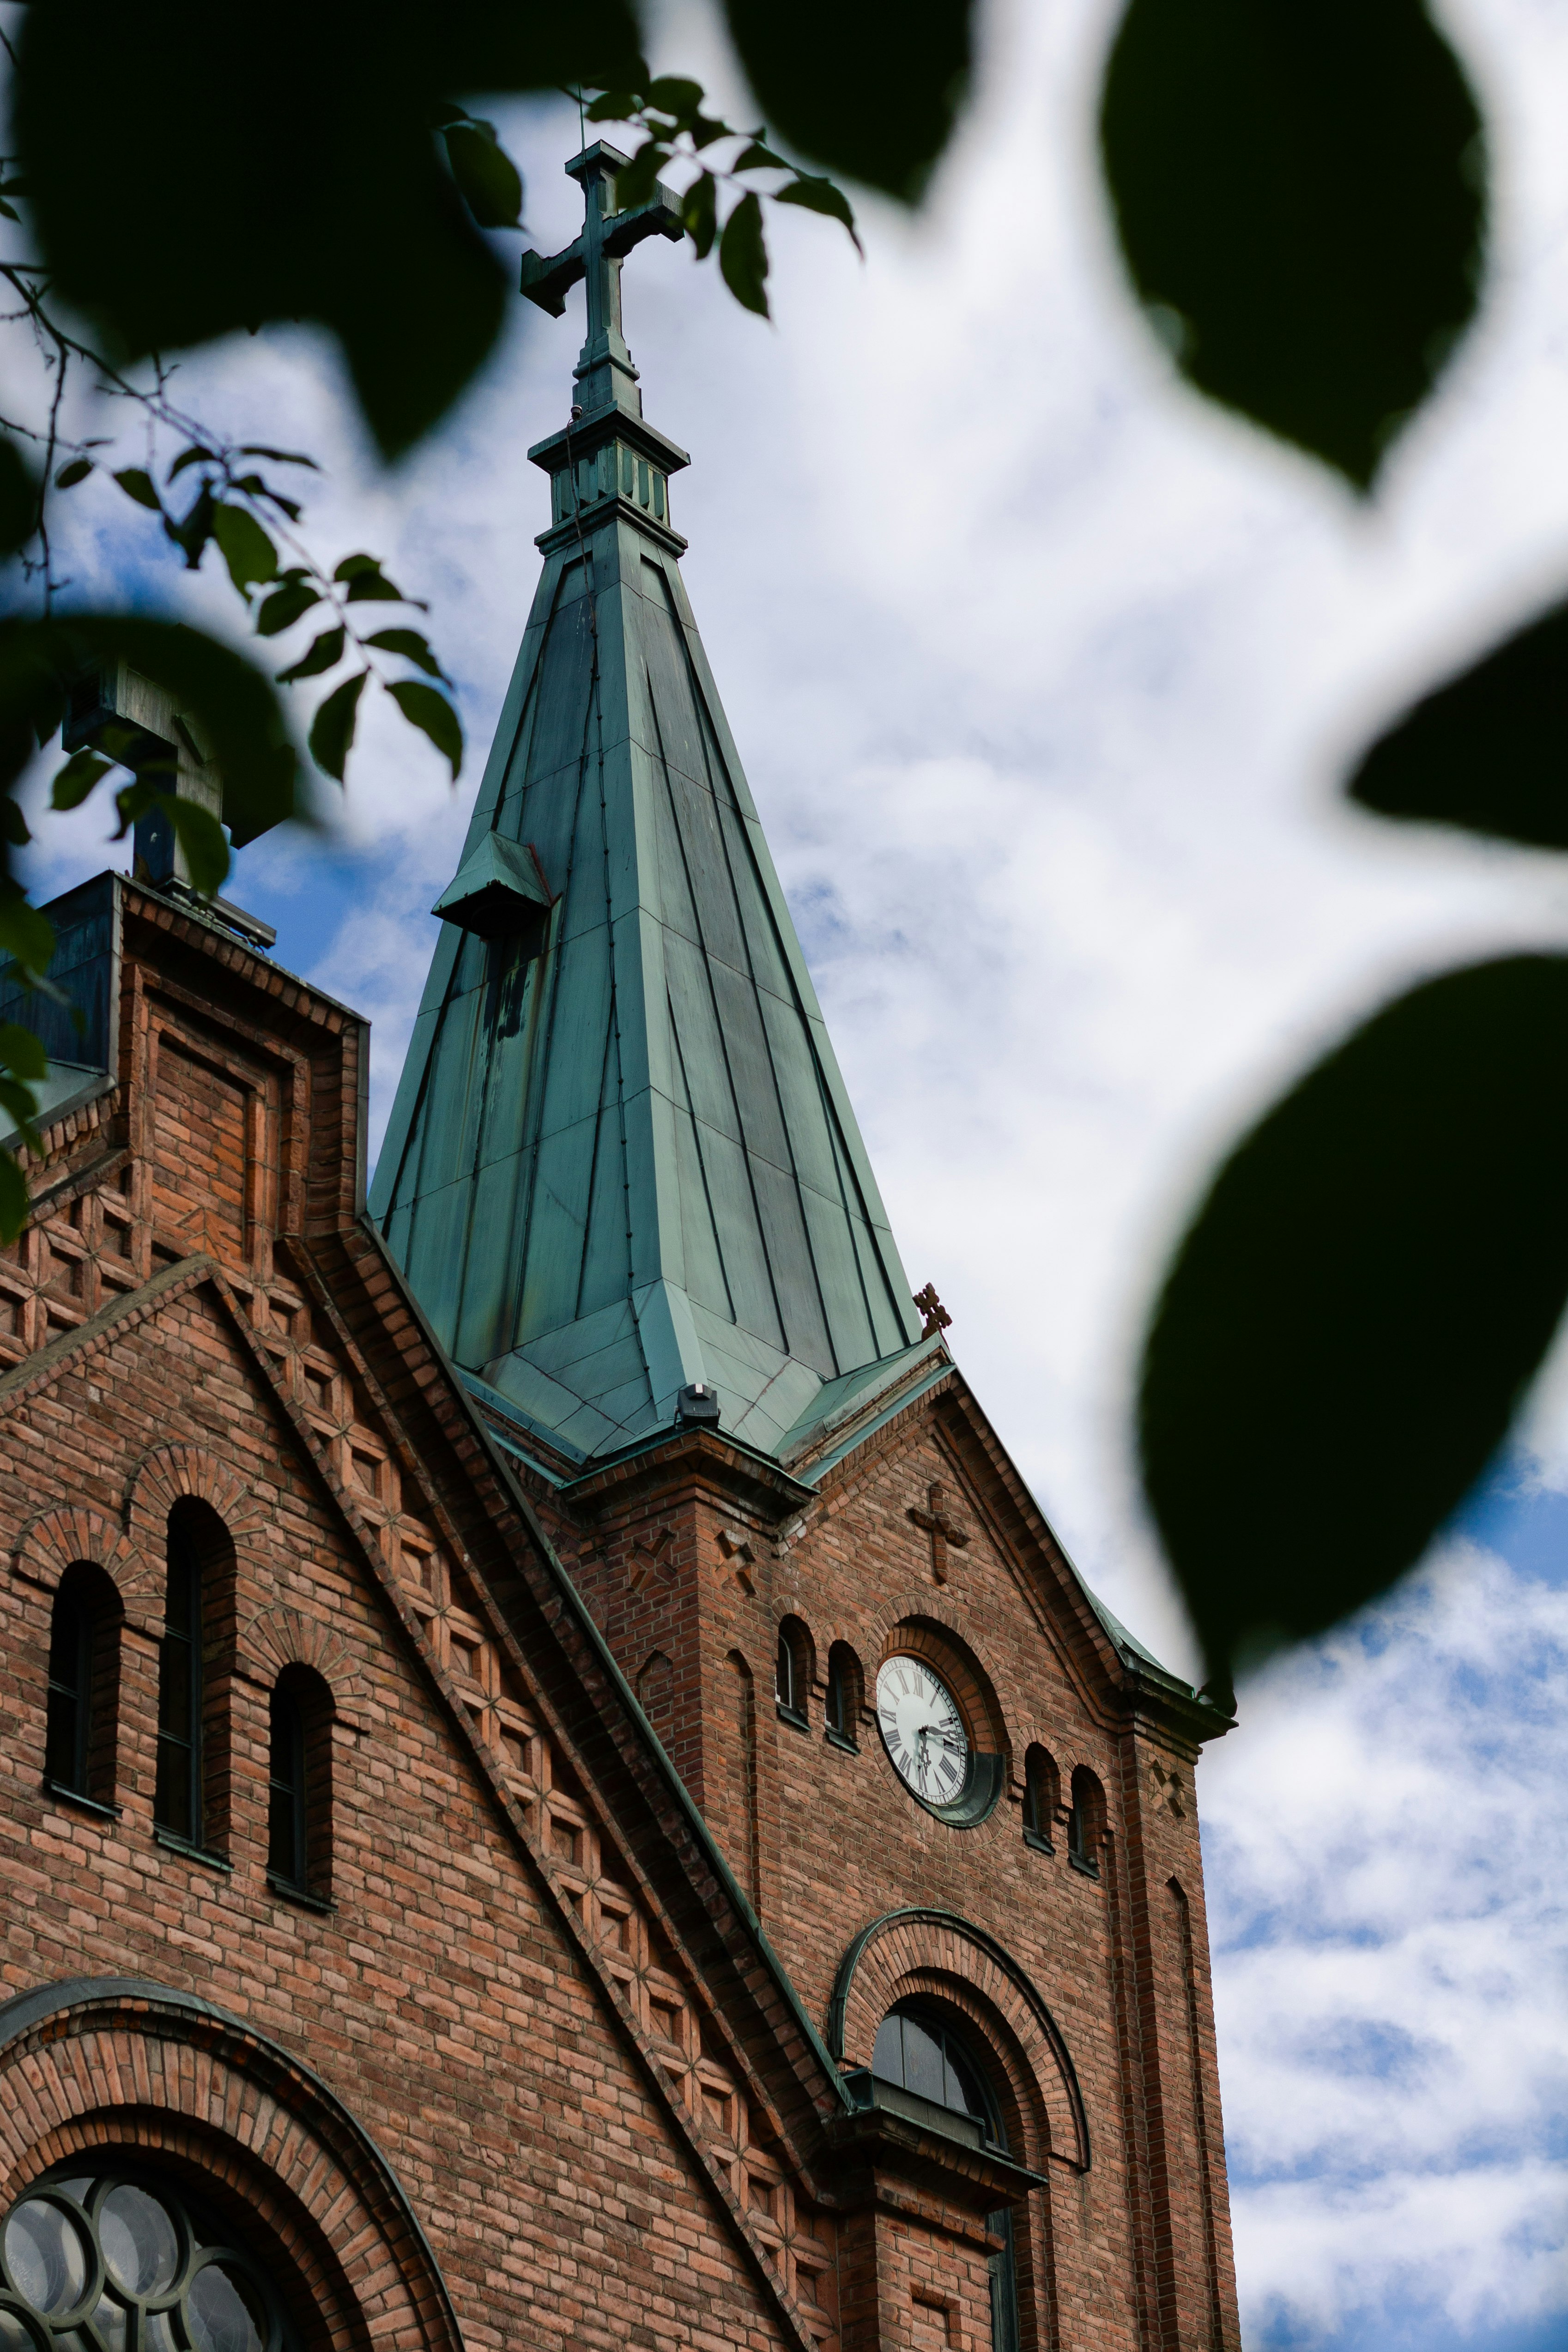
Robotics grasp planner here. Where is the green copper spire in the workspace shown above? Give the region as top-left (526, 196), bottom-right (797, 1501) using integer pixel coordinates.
top-left (370, 146), bottom-right (926, 1464)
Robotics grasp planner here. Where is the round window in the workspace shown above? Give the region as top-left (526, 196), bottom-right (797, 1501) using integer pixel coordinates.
top-left (0, 2171), bottom-right (298, 2352)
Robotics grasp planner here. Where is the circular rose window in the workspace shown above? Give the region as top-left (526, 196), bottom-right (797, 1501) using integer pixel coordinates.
top-left (0, 2171), bottom-right (298, 2352)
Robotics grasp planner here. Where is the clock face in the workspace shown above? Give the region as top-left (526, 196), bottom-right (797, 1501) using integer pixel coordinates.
top-left (875, 1657), bottom-right (969, 1805)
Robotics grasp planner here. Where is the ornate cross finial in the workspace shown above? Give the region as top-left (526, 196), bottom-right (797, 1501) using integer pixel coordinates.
top-left (520, 142), bottom-right (682, 422)
top-left (908, 1480), bottom-right (970, 1586)
top-left (913, 1284), bottom-right (951, 1340)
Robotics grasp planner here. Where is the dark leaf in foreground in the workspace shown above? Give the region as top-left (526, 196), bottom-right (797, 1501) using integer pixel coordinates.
top-left (12, 0), bottom-right (641, 455)
top-left (366, 628), bottom-right (446, 680)
top-left (1140, 957), bottom-right (1568, 1682)
top-left (722, 0), bottom-right (973, 198)
top-left (0, 1143), bottom-right (29, 1241)
top-left (387, 679), bottom-right (462, 778)
top-left (1349, 596), bottom-right (1568, 848)
top-left (0, 438), bottom-right (37, 553)
top-left (719, 193), bottom-right (769, 318)
top-left (277, 628), bottom-right (346, 684)
top-left (1101, 0), bottom-right (1487, 487)
top-left (442, 119), bottom-right (524, 230)
top-left (309, 671), bottom-right (367, 782)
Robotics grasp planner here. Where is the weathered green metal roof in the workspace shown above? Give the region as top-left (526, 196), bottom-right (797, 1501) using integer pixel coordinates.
top-left (370, 151), bottom-right (922, 1460)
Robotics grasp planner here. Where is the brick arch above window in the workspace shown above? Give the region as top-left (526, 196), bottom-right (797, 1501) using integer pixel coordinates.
top-left (240, 1603), bottom-right (372, 1732)
top-left (0, 1976), bottom-right (463, 2352)
top-left (124, 1441), bottom-right (268, 1558)
top-left (875, 1612), bottom-right (1010, 1765)
top-left (12, 1506), bottom-right (158, 1636)
top-left (826, 1909), bottom-right (1090, 2173)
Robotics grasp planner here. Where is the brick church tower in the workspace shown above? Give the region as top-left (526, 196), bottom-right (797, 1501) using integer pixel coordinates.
top-left (0, 145), bottom-right (1240, 2352)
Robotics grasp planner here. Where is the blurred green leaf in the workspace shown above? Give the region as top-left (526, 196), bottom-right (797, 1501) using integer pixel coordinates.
top-left (0, 614), bottom-right (297, 846)
top-left (112, 466), bottom-right (161, 511)
top-left (0, 1147), bottom-right (30, 1240)
top-left (682, 171), bottom-right (718, 261)
top-left (1348, 596), bottom-right (1568, 848)
top-left (277, 626), bottom-right (346, 683)
top-left (167, 443), bottom-right (216, 480)
top-left (344, 572), bottom-right (404, 604)
top-left (0, 1023), bottom-right (48, 1084)
top-left (721, 0), bottom-right (972, 199)
top-left (0, 798), bottom-right (29, 850)
top-left (442, 119), bottom-right (524, 230)
top-left (50, 747), bottom-right (112, 810)
top-left (365, 627), bottom-right (446, 679)
top-left (1140, 955), bottom-right (1568, 1683)
top-left (12, 1), bottom-right (648, 458)
top-left (236, 444), bottom-right (319, 467)
top-left (309, 670), bottom-right (367, 781)
top-left (733, 140), bottom-right (788, 173)
top-left (387, 678), bottom-right (462, 777)
top-left (167, 482), bottom-right (215, 569)
top-left (0, 436), bottom-right (38, 553)
top-left (1101, 0), bottom-right (1487, 488)
top-left (53, 457), bottom-right (93, 490)
top-left (0, 885), bottom-right (54, 979)
top-left (163, 793), bottom-right (230, 895)
top-left (614, 142), bottom-right (671, 211)
top-left (256, 578), bottom-right (323, 638)
top-left (720, 191), bottom-right (769, 317)
top-left (774, 172), bottom-right (862, 256)
top-left (646, 76), bottom-right (703, 119)
top-left (211, 503), bottom-right (278, 595)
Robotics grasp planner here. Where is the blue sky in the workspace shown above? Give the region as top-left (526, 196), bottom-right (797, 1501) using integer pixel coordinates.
top-left (6, 0), bottom-right (1568, 2339)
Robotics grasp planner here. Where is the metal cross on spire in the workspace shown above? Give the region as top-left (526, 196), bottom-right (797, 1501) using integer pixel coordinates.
top-left (520, 143), bottom-right (682, 422)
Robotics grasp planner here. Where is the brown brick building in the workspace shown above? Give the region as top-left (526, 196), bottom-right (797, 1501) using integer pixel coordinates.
top-left (0, 145), bottom-right (1240, 2352)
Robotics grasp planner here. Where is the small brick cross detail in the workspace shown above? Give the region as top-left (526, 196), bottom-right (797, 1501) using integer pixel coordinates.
top-left (912, 1283), bottom-right (951, 1340)
top-left (907, 1480), bottom-right (969, 1585)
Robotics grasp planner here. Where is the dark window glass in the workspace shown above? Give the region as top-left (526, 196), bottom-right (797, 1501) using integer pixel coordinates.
top-left (155, 1520), bottom-right (203, 1844)
top-left (825, 1645), bottom-right (859, 1743)
top-left (44, 1593), bottom-right (94, 1794)
top-left (1024, 1746), bottom-right (1055, 1851)
top-left (1069, 1767), bottom-right (1102, 1876)
top-left (872, 2002), bottom-right (1019, 2352)
top-left (267, 1687), bottom-right (307, 1886)
top-left (775, 1629), bottom-right (794, 1713)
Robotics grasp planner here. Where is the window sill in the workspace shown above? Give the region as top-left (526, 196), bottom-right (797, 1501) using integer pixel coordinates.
top-left (42, 1779), bottom-right (121, 1823)
top-left (153, 1826), bottom-right (233, 1874)
top-left (1068, 1850), bottom-right (1101, 1881)
top-left (1023, 1827), bottom-right (1054, 1855)
top-left (824, 1727), bottom-right (860, 1755)
top-left (775, 1703), bottom-right (809, 1734)
top-left (267, 1873), bottom-right (334, 1914)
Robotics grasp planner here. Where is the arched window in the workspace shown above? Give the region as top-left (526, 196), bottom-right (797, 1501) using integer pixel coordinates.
top-left (1023, 1744), bottom-right (1057, 1854)
top-left (155, 1500), bottom-right (236, 1856)
top-left (1069, 1766), bottom-right (1104, 1879)
top-left (775, 1617), bottom-right (811, 1731)
top-left (267, 1665), bottom-right (333, 1905)
top-left (872, 2002), bottom-right (1020, 2352)
top-left (43, 1564), bottom-right (122, 1813)
top-left (825, 1643), bottom-right (862, 1752)
top-left (155, 1509), bottom-right (206, 1847)
top-left (0, 2165), bottom-right (301, 2352)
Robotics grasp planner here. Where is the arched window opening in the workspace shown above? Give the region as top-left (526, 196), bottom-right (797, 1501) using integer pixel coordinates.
top-left (1069, 1766), bottom-right (1104, 1879)
top-left (775, 1617), bottom-right (811, 1731)
top-left (44, 1563), bottom-right (122, 1813)
top-left (0, 2164), bottom-right (303, 2352)
top-left (267, 1665), bottom-right (333, 1905)
top-left (871, 2002), bottom-right (1020, 2352)
top-left (155, 1500), bottom-right (236, 1856)
top-left (825, 1643), bottom-right (862, 1753)
top-left (1023, 1744), bottom-right (1057, 1855)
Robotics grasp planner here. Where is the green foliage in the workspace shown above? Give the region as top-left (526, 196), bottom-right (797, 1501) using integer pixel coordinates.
top-left (13, 0), bottom-right (645, 461)
top-left (719, 193), bottom-right (769, 318)
top-left (1101, 0), bottom-right (1487, 488)
top-left (365, 629), bottom-right (449, 681)
top-left (210, 504), bottom-right (278, 597)
top-left (0, 615), bottom-right (297, 851)
top-left (437, 110), bottom-right (526, 230)
top-left (720, 0), bottom-right (973, 199)
top-left (387, 680), bottom-right (463, 777)
top-left (1140, 957), bottom-right (1568, 1686)
top-left (0, 439), bottom-right (36, 554)
top-left (1348, 600), bottom-right (1568, 848)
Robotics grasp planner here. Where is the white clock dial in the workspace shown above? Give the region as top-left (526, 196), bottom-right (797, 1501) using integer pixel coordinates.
top-left (875, 1657), bottom-right (969, 1804)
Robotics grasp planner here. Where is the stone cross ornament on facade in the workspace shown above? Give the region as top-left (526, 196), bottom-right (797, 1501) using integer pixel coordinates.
top-left (908, 1480), bottom-right (970, 1585)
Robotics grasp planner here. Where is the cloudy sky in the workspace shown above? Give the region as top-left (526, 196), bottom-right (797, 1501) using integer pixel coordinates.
top-left (10, 0), bottom-right (1568, 2342)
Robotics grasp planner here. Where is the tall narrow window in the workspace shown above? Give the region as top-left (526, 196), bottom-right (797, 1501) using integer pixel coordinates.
top-left (1023, 1744), bottom-right (1057, 1853)
top-left (266, 1665), bottom-right (334, 1904)
top-left (775, 1627), bottom-right (795, 1715)
top-left (268, 1685), bottom-right (306, 1888)
top-left (155, 1515), bottom-right (204, 1844)
top-left (825, 1643), bottom-right (862, 1752)
top-left (43, 1564), bottom-right (120, 1807)
top-left (775, 1617), bottom-right (812, 1729)
top-left (1069, 1765), bottom-right (1104, 1879)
